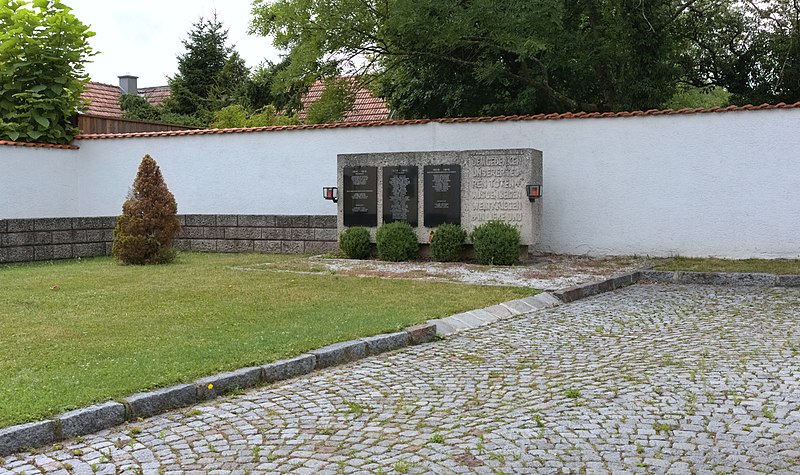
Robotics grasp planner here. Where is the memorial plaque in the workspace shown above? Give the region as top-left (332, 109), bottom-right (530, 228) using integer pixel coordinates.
top-left (424, 165), bottom-right (461, 227)
top-left (382, 166), bottom-right (418, 226)
top-left (343, 166), bottom-right (377, 227)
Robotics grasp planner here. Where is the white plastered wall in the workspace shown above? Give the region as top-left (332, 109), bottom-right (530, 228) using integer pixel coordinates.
top-left (2, 108), bottom-right (799, 258)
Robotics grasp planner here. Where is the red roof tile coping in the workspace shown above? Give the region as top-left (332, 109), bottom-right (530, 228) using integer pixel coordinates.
top-left (0, 140), bottom-right (79, 150)
top-left (75, 101), bottom-right (800, 140)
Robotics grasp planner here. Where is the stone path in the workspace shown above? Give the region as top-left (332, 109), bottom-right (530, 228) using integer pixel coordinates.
top-left (2, 284), bottom-right (800, 474)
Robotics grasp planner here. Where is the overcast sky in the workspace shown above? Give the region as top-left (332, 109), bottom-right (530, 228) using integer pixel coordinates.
top-left (71, 0), bottom-right (281, 87)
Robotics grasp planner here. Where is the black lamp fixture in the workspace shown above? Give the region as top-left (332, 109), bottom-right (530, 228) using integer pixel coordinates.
top-left (323, 186), bottom-right (338, 203)
top-left (525, 184), bottom-right (542, 202)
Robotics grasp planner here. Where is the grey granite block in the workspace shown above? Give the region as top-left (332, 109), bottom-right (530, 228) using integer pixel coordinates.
top-left (304, 241), bottom-right (338, 254)
top-left (85, 229), bottom-right (113, 242)
top-left (225, 227), bottom-right (261, 240)
top-left (6, 247), bottom-right (34, 263)
top-left (405, 323), bottom-right (437, 345)
top-left (0, 420), bottom-right (56, 456)
top-left (7, 219), bottom-right (35, 232)
top-left (291, 216), bottom-right (310, 228)
top-left (449, 311), bottom-right (484, 327)
top-left (262, 354), bottom-right (316, 383)
top-left (310, 215), bottom-right (337, 228)
top-left (314, 228), bottom-right (338, 241)
top-left (502, 299), bottom-right (536, 314)
top-left (0, 219), bottom-right (6, 233)
top-left (52, 244), bottom-right (74, 259)
top-left (430, 318), bottom-right (461, 335)
top-left (125, 384), bottom-right (197, 419)
top-left (217, 240), bottom-right (254, 252)
top-left (179, 227), bottom-right (205, 239)
top-left (34, 245), bottom-right (54, 261)
top-left (191, 239), bottom-right (217, 252)
top-left (281, 241), bottom-right (304, 254)
top-left (639, 270), bottom-right (676, 283)
top-left (254, 240), bottom-right (282, 253)
top-left (0, 248), bottom-right (7, 263)
top-left (275, 216), bottom-right (293, 227)
top-left (777, 275), bottom-right (800, 286)
top-left (184, 215), bottom-right (215, 227)
top-left (4, 232), bottom-right (35, 246)
top-left (74, 242), bottom-right (106, 258)
top-left (34, 218), bottom-right (73, 231)
top-left (215, 215), bottom-right (238, 227)
top-left (520, 293), bottom-right (561, 309)
top-left (290, 228), bottom-right (314, 240)
top-left (58, 402), bottom-right (126, 439)
top-left (263, 228), bottom-right (289, 240)
top-left (311, 340), bottom-right (368, 369)
top-left (72, 216), bottom-right (115, 230)
top-left (195, 367), bottom-right (263, 400)
top-left (361, 332), bottom-right (411, 355)
top-left (237, 215), bottom-right (269, 227)
top-left (468, 308), bottom-right (499, 324)
top-left (34, 231), bottom-right (53, 245)
top-left (173, 239), bottom-right (191, 251)
top-left (484, 304), bottom-right (513, 319)
top-left (203, 227), bottom-right (225, 239)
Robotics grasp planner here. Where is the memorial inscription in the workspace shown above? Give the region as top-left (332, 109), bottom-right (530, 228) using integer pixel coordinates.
top-left (467, 153), bottom-right (525, 225)
top-left (343, 166), bottom-right (377, 227)
top-left (423, 165), bottom-right (461, 227)
top-left (382, 166), bottom-right (418, 226)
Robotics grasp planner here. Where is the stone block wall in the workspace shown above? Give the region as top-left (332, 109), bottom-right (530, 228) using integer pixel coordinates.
top-left (0, 215), bottom-right (338, 264)
top-left (174, 215), bottom-right (338, 255)
top-left (0, 217), bottom-right (115, 264)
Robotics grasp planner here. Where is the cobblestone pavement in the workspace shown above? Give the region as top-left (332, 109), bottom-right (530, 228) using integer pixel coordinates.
top-left (2, 284), bottom-right (800, 474)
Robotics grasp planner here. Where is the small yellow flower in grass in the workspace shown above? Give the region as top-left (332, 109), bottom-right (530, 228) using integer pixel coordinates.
top-left (208, 383), bottom-right (214, 390)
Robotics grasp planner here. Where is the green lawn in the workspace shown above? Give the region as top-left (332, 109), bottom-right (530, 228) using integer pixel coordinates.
top-left (0, 253), bottom-right (535, 428)
top-left (653, 257), bottom-right (800, 274)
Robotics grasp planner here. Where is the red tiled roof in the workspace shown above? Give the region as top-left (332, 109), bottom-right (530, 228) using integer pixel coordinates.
top-left (74, 101), bottom-right (800, 140)
top-left (299, 78), bottom-right (389, 122)
top-left (0, 140), bottom-right (79, 149)
top-left (82, 82), bottom-right (170, 119)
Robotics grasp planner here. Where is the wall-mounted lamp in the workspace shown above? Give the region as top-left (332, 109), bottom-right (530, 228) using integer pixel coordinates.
top-left (525, 184), bottom-right (542, 202)
top-left (323, 186), bottom-right (339, 203)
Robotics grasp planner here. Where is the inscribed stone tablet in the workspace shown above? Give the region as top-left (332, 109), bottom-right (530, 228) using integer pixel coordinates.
top-left (424, 165), bottom-right (461, 227)
top-left (382, 166), bottom-right (418, 226)
top-left (343, 166), bottom-right (377, 227)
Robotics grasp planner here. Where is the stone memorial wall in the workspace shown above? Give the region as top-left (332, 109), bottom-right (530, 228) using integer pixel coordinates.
top-left (338, 149), bottom-right (542, 246)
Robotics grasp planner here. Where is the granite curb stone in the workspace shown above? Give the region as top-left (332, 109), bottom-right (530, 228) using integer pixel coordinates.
top-left (0, 420), bottom-right (56, 456)
top-left (404, 323), bottom-right (437, 345)
top-left (262, 354), bottom-right (317, 383)
top-left (311, 340), bottom-right (368, 369)
top-left (58, 402), bottom-right (126, 439)
top-left (553, 271), bottom-right (640, 303)
top-left (124, 384), bottom-right (197, 420)
top-left (361, 332), bottom-right (411, 355)
top-left (195, 367), bottom-right (263, 400)
top-left (640, 270), bottom-right (800, 286)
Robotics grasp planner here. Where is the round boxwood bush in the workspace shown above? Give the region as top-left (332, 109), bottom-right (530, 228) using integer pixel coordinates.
top-left (470, 220), bottom-right (521, 266)
top-left (430, 223), bottom-right (466, 262)
top-left (376, 221), bottom-right (418, 262)
top-left (339, 227), bottom-right (371, 259)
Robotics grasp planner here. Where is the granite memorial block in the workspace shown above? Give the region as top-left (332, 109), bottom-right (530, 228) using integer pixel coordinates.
top-left (382, 166), bottom-right (418, 226)
top-left (423, 165), bottom-right (461, 227)
top-left (343, 166), bottom-right (378, 227)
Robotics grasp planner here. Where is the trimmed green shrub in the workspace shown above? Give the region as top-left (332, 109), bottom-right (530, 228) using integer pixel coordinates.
top-left (470, 220), bottom-right (521, 266)
top-left (376, 221), bottom-right (418, 262)
top-left (430, 223), bottom-right (466, 262)
top-left (339, 227), bottom-right (371, 259)
top-left (112, 154), bottom-right (181, 265)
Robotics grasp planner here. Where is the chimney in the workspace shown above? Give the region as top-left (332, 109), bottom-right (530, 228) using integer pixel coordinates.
top-left (118, 75), bottom-right (138, 95)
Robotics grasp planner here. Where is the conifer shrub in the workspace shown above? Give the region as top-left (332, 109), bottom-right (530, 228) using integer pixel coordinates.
top-left (376, 221), bottom-right (418, 262)
top-left (430, 223), bottom-right (466, 262)
top-left (339, 226), bottom-right (371, 259)
top-left (112, 155), bottom-right (181, 264)
top-left (470, 220), bottom-right (521, 266)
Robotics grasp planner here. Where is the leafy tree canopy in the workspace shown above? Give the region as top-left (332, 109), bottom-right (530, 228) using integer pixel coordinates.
top-left (251, 0), bottom-right (800, 118)
top-left (0, 0), bottom-right (94, 144)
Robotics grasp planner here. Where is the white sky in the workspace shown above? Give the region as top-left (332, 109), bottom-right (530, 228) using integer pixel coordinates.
top-left (70, 0), bottom-right (281, 87)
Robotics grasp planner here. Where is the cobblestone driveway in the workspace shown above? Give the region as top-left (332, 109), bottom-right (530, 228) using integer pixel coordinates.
top-left (2, 284), bottom-right (800, 474)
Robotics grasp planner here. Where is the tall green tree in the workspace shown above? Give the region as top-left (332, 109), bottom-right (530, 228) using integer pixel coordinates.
top-left (251, 0), bottom-right (690, 117)
top-left (162, 13), bottom-right (249, 121)
top-left (0, 0), bottom-right (94, 144)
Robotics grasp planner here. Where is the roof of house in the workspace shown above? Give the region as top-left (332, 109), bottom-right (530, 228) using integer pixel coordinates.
top-left (299, 79), bottom-right (390, 122)
top-left (81, 82), bottom-right (170, 119)
top-left (73, 101), bottom-right (800, 140)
